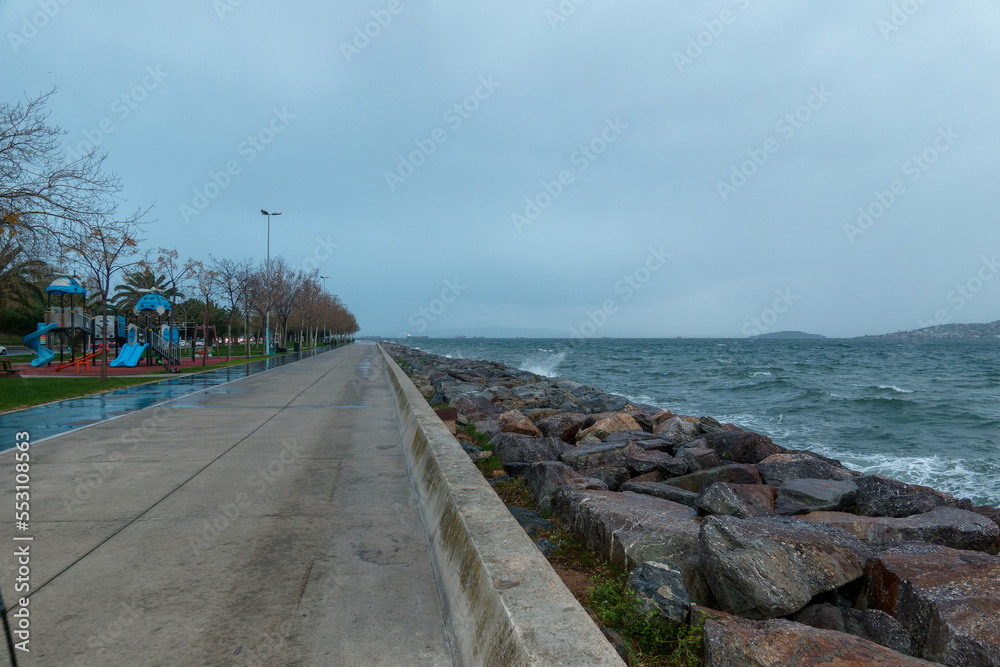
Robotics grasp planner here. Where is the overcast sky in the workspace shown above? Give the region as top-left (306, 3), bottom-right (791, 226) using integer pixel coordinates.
top-left (4, 1), bottom-right (999, 338)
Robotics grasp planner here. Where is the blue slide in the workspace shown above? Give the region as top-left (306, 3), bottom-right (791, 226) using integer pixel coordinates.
top-left (109, 343), bottom-right (148, 368)
top-left (24, 323), bottom-right (58, 367)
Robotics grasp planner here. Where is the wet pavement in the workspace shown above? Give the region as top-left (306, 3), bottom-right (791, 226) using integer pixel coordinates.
top-left (0, 347), bottom-right (333, 449)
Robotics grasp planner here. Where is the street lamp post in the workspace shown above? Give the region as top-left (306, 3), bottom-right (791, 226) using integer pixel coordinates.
top-left (320, 275), bottom-right (329, 345)
top-left (261, 209), bottom-right (282, 355)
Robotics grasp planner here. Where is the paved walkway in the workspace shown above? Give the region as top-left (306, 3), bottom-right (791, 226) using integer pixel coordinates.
top-left (0, 342), bottom-right (453, 666)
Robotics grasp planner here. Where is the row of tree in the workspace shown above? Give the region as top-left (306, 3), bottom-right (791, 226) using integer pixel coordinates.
top-left (1, 90), bottom-right (358, 379)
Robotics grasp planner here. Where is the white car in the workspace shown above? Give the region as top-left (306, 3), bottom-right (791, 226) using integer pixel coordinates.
top-left (0, 344), bottom-right (6, 356)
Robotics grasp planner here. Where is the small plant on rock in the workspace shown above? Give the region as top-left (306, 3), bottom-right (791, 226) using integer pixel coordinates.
top-left (587, 570), bottom-right (704, 667)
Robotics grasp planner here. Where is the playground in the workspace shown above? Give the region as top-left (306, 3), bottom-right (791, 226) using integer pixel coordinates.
top-left (15, 277), bottom-right (229, 376)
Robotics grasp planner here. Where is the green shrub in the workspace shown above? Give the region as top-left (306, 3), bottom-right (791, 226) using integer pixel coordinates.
top-left (588, 570), bottom-right (703, 666)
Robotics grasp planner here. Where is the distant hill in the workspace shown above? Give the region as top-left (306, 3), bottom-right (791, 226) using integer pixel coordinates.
top-left (865, 320), bottom-right (1000, 339)
top-left (750, 331), bottom-right (826, 340)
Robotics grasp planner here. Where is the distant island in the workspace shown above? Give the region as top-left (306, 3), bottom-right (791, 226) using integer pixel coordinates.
top-left (865, 320), bottom-right (1000, 339)
top-left (749, 331), bottom-right (826, 340)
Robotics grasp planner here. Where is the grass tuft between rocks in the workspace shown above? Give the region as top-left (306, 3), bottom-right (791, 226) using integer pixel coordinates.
top-left (588, 570), bottom-right (704, 667)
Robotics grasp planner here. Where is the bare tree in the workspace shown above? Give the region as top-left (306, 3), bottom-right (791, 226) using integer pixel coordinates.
top-left (62, 214), bottom-right (146, 381)
top-left (189, 261), bottom-right (219, 367)
top-left (1, 90), bottom-right (124, 245)
top-left (211, 255), bottom-right (253, 361)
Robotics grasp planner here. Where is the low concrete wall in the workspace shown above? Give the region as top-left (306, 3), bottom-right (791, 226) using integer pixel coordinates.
top-left (377, 343), bottom-right (624, 667)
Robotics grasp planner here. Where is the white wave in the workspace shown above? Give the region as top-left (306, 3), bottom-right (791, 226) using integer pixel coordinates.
top-left (875, 385), bottom-right (913, 394)
top-left (810, 448), bottom-right (999, 506)
top-left (520, 352), bottom-right (567, 377)
top-left (752, 371), bottom-right (773, 377)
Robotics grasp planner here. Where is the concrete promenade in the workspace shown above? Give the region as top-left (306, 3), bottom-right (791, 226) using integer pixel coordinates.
top-left (0, 342), bottom-right (453, 666)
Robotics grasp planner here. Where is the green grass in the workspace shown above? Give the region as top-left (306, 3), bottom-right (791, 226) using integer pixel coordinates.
top-left (0, 376), bottom-right (160, 412)
top-left (462, 422), bottom-right (492, 450)
top-left (587, 569), bottom-right (704, 667)
top-left (474, 455), bottom-right (504, 476)
top-left (0, 347), bottom-right (331, 412)
top-left (494, 476), bottom-right (534, 508)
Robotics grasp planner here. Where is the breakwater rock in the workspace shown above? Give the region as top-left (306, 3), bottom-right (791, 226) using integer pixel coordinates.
top-left (385, 343), bottom-right (1000, 665)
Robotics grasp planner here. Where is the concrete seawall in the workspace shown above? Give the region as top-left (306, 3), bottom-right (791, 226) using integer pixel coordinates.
top-left (377, 343), bottom-right (624, 666)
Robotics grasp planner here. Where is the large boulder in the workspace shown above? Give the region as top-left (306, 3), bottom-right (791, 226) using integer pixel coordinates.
top-left (575, 413), bottom-right (642, 442)
top-left (534, 412), bottom-right (588, 442)
top-left (560, 442), bottom-right (630, 472)
top-left (662, 464), bottom-right (762, 494)
top-left (699, 515), bottom-right (874, 619)
top-left (675, 440), bottom-right (722, 471)
top-left (629, 561), bottom-right (690, 624)
top-left (696, 483), bottom-right (776, 518)
top-left (702, 611), bottom-right (936, 666)
top-left (853, 475), bottom-right (949, 518)
top-left (622, 443), bottom-right (688, 477)
top-left (619, 481), bottom-right (699, 507)
top-left (757, 452), bottom-right (857, 485)
top-left (497, 409), bottom-right (544, 437)
top-left (791, 603), bottom-right (913, 656)
top-left (553, 489), bottom-right (712, 604)
top-left (802, 507), bottom-right (1000, 552)
top-left (867, 543), bottom-right (1000, 666)
top-left (491, 433), bottom-right (570, 466)
top-left (452, 394), bottom-right (503, 421)
top-left (702, 431), bottom-right (781, 464)
top-left (522, 461), bottom-right (607, 514)
top-left (653, 416), bottom-right (701, 445)
top-left (774, 478), bottom-right (859, 515)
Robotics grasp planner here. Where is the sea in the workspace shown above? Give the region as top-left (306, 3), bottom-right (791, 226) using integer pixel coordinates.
top-left (401, 337), bottom-right (1000, 507)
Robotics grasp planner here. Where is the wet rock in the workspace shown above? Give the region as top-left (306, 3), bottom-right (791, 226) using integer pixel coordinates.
top-left (702, 431), bottom-right (781, 464)
top-left (629, 561), bottom-right (690, 624)
top-left (560, 442), bottom-right (630, 472)
top-left (700, 515), bottom-right (874, 619)
top-left (757, 452), bottom-right (857, 486)
top-left (575, 413), bottom-right (643, 442)
top-left (498, 409), bottom-right (544, 437)
top-left (653, 416), bottom-right (701, 445)
top-left (624, 410), bottom-right (656, 433)
top-left (604, 429), bottom-right (658, 443)
top-left (853, 475), bottom-right (948, 518)
top-left (535, 412), bottom-right (588, 442)
top-left (802, 507), bottom-right (1000, 552)
top-left (553, 489), bottom-right (711, 604)
top-left (662, 464), bottom-right (762, 494)
top-left (506, 505), bottom-right (556, 539)
top-left (534, 537), bottom-right (557, 557)
top-left (697, 416), bottom-right (729, 434)
top-left (676, 441), bottom-right (722, 471)
top-left (866, 542), bottom-right (1000, 666)
top-left (702, 611), bottom-right (936, 666)
top-left (473, 418), bottom-right (501, 441)
top-left (971, 504), bottom-right (1000, 554)
top-left (522, 461), bottom-right (607, 514)
top-left (651, 409), bottom-right (676, 425)
top-left (775, 478), bottom-right (859, 515)
top-left (452, 395), bottom-right (503, 421)
top-left (619, 481), bottom-right (699, 507)
top-left (623, 443), bottom-right (689, 477)
top-left (696, 483), bottom-right (776, 518)
top-left (792, 603), bottom-right (913, 656)
top-left (526, 408), bottom-right (560, 422)
top-left (628, 471), bottom-right (664, 484)
top-left (586, 467), bottom-right (631, 492)
top-left (491, 433), bottom-right (571, 466)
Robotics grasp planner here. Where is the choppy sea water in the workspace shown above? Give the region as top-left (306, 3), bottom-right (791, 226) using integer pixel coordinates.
top-left (401, 338), bottom-right (1000, 507)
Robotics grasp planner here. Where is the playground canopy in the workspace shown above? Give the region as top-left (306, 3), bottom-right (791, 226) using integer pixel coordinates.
top-left (134, 294), bottom-right (172, 314)
top-left (46, 276), bottom-right (87, 296)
